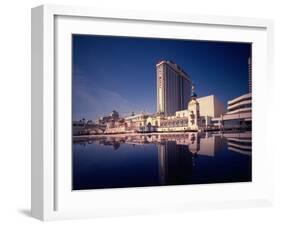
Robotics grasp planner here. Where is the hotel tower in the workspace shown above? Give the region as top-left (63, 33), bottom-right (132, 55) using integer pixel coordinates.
top-left (156, 60), bottom-right (192, 116)
top-left (248, 57), bottom-right (252, 93)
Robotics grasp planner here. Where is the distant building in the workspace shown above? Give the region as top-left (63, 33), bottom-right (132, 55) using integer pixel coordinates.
top-left (96, 110), bottom-right (120, 125)
top-left (248, 57), bottom-right (252, 93)
top-left (72, 120), bottom-right (86, 136)
top-left (72, 119), bottom-right (106, 135)
top-left (156, 60), bottom-right (192, 116)
top-left (110, 110), bottom-right (119, 120)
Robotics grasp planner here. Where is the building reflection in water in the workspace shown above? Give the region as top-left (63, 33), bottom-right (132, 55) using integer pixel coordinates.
top-left (157, 141), bottom-right (193, 185)
top-left (223, 132), bottom-right (252, 156)
top-left (73, 131), bottom-right (251, 187)
top-left (156, 132), bottom-right (235, 185)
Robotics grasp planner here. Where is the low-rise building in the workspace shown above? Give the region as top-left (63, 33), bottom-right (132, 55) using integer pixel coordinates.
top-left (197, 95), bottom-right (226, 118)
top-left (158, 85), bottom-right (200, 131)
top-left (124, 113), bottom-right (149, 132)
top-left (96, 110), bottom-right (120, 125)
top-left (227, 93), bottom-right (252, 115)
top-left (73, 119), bottom-right (106, 135)
top-left (211, 93), bottom-right (252, 130)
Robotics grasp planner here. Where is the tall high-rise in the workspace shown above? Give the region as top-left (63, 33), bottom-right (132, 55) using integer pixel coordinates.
top-left (248, 57), bottom-right (252, 93)
top-left (156, 60), bottom-right (192, 116)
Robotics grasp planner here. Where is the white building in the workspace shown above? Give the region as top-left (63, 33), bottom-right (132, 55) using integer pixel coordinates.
top-left (227, 93), bottom-right (252, 115)
top-left (211, 93), bottom-right (252, 130)
top-left (197, 95), bottom-right (226, 117)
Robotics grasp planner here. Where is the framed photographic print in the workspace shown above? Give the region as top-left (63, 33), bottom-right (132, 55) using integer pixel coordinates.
top-left (31, 4), bottom-right (274, 221)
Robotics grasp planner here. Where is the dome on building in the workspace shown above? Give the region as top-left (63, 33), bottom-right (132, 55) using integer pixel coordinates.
top-left (110, 110), bottom-right (119, 120)
top-left (191, 92), bottom-right (197, 98)
top-left (190, 84), bottom-right (198, 101)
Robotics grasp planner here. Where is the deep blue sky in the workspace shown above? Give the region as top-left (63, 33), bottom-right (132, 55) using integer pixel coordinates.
top-left (72, 35), bottom-right (251, 121)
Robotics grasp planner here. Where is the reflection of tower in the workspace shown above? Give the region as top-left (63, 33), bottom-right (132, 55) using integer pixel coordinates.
top-left (189, 133), bottom-right (200, 166)
top-left (157, 141), bottom-right (193, 185)
top-left (156, 60), bottom-right (192, 116)
top-left (188, 84), bottom-right (200, 130)
top-left (248, 57), bottom-right (252, 93)
top-left (189, 133), bottom-right (200, 153)
top-left (157, 144), bottom-right (166, 185)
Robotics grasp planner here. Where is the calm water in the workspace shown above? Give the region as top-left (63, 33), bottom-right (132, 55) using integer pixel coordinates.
top-left (72, 132), bottom-right (252, 190)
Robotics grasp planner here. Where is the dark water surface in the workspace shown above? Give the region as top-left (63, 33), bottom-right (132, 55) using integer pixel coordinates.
top-left (72, 132), bottom-right (252, 190)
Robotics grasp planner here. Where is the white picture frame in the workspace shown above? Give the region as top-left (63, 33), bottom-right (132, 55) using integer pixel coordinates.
top-left (31, 4), bottom-right (274, 221)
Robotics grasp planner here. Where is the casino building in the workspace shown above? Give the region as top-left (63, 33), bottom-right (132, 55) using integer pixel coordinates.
top-left (156, 60), bottom-right (192, 116)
